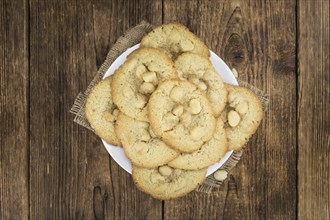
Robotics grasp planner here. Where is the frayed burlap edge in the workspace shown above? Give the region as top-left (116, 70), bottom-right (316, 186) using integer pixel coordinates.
top-left (196, 80), bottom-right (269, 193)
top-left (70, 21), bottom-right (153, 130)
top-left (70, 21), bottom-right (269, 193)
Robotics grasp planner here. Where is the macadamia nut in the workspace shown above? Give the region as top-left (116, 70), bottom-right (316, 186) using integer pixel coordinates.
top-left (189, 99), bottom-right (202, 114)
top-left (228, 110), bottom-right (241, 127)
top-left (172, 105), bottom-right (184, 116)
top-left (158, 166), bottom-right (173, 176)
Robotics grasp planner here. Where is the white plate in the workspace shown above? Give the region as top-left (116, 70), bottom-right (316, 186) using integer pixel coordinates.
top-left (102, 44), bottom-right (238, 177)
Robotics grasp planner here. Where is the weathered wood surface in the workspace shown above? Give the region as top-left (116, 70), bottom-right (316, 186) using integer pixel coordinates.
top-left (298, 0), bottom-right (330, 219)
top-left (0, 0), bottom-right (328, 219)
top-left (163, 0), bottom-right (297, 219)
top-left (28, 0), bottom-right (162, 219)
top-left (0, 0), bottom-right (29, 219)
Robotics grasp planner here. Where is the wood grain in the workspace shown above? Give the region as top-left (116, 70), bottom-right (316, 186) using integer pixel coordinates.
top-left (298, 0), bottom-right (330, 219)
top-left (0, 0), bottom-right (29, 219)
top-left (28, 0), bottom-right (162, 219)
top-left (163, 0), bottom-right (297, 219)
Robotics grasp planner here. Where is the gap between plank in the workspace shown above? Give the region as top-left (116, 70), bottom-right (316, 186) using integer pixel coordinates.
top-left (295, 0), bottom-right (299, 218)
top-left (25, 0), bottom-right (31, 219)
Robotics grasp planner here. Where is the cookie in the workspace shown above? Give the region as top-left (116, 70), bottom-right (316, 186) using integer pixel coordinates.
top-left (168, 117), bottom-right (228, 170)
top-left (112, 47), bottom-right (177, 122)
top-left (174, 52), bottom-right (227, 116)
top-left (220, 84), bottom-right (264, 150)
top-left (148, 80), bottom-right (216, 153)
top-left (115, 112), bottom-right (179, 168)
top-left (132, 165), bottom-right (206, 200)
top-left (85, 76), bottom-right (121, 146)
top-left (140, 23), bottom-right (209, 59)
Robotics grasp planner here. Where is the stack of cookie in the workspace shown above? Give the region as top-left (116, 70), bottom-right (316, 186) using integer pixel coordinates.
top-left (85, 23), bottom-right (263, 200)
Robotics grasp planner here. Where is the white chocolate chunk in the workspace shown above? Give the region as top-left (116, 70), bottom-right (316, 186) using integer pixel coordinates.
top-left (139, 82), bottom-right (155, 94)
top-left (158, 166), bottom-right (173, 176)
top-left (142, 71), bottom-right (157, 83)
top-left (136, 65), bottom-right (147, 78)
top-left (104, 112), bottom-right (115, 122)
top-left (236, 101), bottom-right (248, 115)
top-left (198, 81), bottom-right (207, 91)
top-left (213, 170), bottom-right (228, 181)
top-left (228, 110), bottom-right (241, 127)
top-left (170, 86), bottom-right (185, 102)
top-left (172, 105), bottom-right (184, 116)
top-left (189, 99), bottom-right (202, 114)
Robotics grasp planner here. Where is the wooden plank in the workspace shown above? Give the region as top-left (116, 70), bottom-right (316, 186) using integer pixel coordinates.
top-left (163, 0), bottom-right (297, 219)
top-left (88, 1), bottom-right (163, 219)
top-left (29, 0), bottom-right (162, 219)
top-left (298, 0), bottom-right (330, 219)
top-left (0, 0), bottom-right (29, 219)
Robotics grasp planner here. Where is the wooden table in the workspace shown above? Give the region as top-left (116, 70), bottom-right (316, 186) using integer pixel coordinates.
top-left (0, 0), bottom-right (329, 219)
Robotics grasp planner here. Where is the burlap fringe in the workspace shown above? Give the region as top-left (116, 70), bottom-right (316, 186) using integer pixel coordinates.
top-left (70, 21), bottom-right (269, 194)
top-left (70, 21), bottom-right (153, 131)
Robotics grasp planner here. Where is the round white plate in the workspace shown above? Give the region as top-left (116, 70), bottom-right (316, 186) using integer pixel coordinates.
top-left (102, 44), bottom-right (238, 177)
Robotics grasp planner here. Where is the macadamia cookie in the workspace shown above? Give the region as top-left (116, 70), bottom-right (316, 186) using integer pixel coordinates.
top-left (148, 80), bottom-right (216, 153)
top-left (174, 53), bottom-right (227, 116)
top-left (168, 117), bottom-right (228, 170)
top-left (132, 165), bottom-right (206, 200)
top-left (115, 112), bottom-right (179, 168)
top-left (85, 76), bottom-right (121, 146)
top-left (141, 23), bottom-right (209, 59)
top-left (112, 47), bottom-right (177, 121)
top-left (221, 84), bottom-right (263, 150)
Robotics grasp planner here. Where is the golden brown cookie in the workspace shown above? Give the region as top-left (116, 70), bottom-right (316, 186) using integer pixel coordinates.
top-left (140, 23), bottom-right (209, 59)
top-left (148, 80), bottom-right (216, 153)
top-left (112, 47), bottom-right (177, 121)
top-left (85, 76), bottom-right (121, 146)
top-left (115, 112), bottom-right (179, 168)
top-left (220, 84), bottom-right (264, 150)
top-left (168, 117), bottom-right (228, 170)
top-left (132, 165), bottom-right (206, 200)
top-left (174, 52), bottom-right (227, 116)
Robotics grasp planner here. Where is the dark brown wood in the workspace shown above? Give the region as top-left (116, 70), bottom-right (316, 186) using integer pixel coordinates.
top-left (163, 0), bottom-right (297, 219)
top-left (298, 0), bottom-right (330, 219)
top-left (28, 0), bottom-right (162, 219)
top-left (0, 0), bottom-right (29, 219)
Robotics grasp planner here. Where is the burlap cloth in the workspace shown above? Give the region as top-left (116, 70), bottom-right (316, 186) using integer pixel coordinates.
top-left (70, 21), bottom-right (269, 193)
